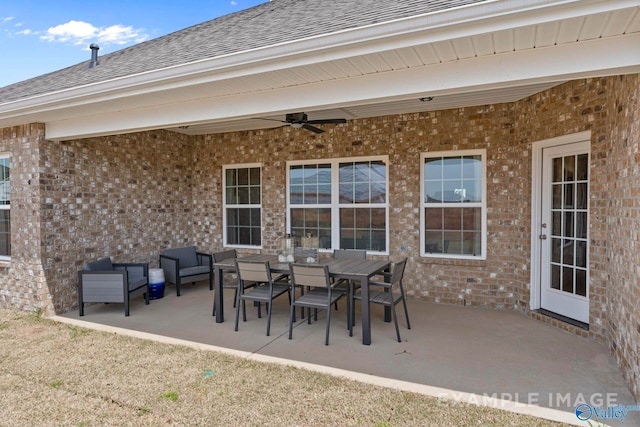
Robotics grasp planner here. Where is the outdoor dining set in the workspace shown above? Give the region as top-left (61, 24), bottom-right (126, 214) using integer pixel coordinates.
top-left (77, 244), bottom-right (411, 346)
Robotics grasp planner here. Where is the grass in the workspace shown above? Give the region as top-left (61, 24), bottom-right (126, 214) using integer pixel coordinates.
top-left (0, 309), bottom-right (570, 426)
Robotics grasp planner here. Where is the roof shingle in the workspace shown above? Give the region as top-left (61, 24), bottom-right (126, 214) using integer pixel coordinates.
top-left (0, 0), bottom-right (485, 103)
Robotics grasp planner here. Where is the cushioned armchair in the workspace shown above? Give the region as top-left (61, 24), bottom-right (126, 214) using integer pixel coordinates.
top-left (78, 257), bottom-right (149, 317)
top-left (159, 246), bottom-right (213, 296)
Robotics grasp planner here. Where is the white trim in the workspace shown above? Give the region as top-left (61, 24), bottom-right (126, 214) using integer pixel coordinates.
top-left (529, 131), bottom-right (591, 311)
top-left (286, 155), bottom-right (390, 255)
top-left (0, 153), bottom-right (9, 261)
top-left (222, 163), bottom-right (263, 249)
top-left (420, 149), bottom-right (487, 260)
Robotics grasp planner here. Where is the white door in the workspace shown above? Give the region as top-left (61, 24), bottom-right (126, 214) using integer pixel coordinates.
top-left (538, 140), bottom-right (590, 323)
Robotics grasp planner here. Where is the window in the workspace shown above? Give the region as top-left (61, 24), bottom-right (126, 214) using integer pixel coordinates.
top-left (420, 150), bottom-right (486, 259)
top-left (287, 156), bottom-right (388, 253)
top-left (223, 164), bottom-right (261, 248)
top-left (0, 154), bottom-right (9, 259)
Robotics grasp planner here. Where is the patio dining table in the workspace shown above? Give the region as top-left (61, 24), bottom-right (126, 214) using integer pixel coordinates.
top-left (213, 254), bottom-right (390, 345)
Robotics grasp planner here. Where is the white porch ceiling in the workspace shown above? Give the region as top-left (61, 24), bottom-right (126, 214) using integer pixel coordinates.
top-left (165, 2), bottom-right (640, 135)
top-left (162, 3), bottom-right (640, 136)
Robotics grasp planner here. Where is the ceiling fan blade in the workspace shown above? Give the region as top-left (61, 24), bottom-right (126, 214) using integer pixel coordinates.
top-left (306, 118), bottom-right (347, 124)
top-left (302, 124), bottom-right (324, 134)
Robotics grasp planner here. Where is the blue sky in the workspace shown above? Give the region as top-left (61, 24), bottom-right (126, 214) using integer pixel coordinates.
top-left (0, 0), bottom-right (267, 88)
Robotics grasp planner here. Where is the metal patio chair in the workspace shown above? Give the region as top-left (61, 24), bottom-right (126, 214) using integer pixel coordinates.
top-left (352, 258), bottom-right (410, 342)
top-left (234, 259), bottom-right (291, 336)
top-left (289, 263), bottom-right (347, 345)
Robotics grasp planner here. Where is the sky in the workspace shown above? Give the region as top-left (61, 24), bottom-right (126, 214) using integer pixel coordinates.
top-left (0, 0), bottom-right (268, 88)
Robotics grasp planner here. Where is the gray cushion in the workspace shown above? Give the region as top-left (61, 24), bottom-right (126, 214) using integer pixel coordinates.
top-left (163, 246), bottom-right (198, 268)
top-left (128, 277), bottom-right (148, 291)
top-left (180, 265), bottom-right (210, 277)
top-left (84, 257), bottom-right (114, 271)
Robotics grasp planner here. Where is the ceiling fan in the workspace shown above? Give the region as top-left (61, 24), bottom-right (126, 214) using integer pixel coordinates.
top-left (256, 112), bottom-right (346, 134)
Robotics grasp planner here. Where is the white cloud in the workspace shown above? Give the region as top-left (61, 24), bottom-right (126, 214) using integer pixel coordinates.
top-left (40, 20), bottom-right (148, 46)
top-left (1, 16), bottom-right (14, 25)
top-left (231, 1), bottom-right (238, 5)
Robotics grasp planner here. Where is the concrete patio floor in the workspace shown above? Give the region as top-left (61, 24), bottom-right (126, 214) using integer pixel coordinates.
top-left (58, 282), bottom-right (638, 426)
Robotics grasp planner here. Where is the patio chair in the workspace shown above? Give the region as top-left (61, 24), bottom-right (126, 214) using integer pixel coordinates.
top-left (332, 248), bottom-right (367, 315)
top-left (159, 246), bottom-right (213, 296)
top-left (352, 258), bottom-right (410, 342)
top-left (234, 259), bottom-right (291, 336)
top-left (289, 263), bottom-right (347, 345)
top-left (211, 249), bottom-right (238, 316)
top-left (78, 257), bottom-right (149, 317)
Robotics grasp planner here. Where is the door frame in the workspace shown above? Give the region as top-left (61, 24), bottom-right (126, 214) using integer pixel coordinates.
top-left (530, 131), bottom-right (591, 312)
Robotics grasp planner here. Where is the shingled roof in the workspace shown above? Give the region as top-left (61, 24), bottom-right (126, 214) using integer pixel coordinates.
top-left (0, 0), bottom-right (485, 103)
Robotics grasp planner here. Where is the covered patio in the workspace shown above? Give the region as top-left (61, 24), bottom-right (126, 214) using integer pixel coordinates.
top-left (58, 284), bottom-right (638, 426)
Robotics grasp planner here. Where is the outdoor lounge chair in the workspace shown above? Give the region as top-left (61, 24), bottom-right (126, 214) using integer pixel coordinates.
top-left (78, 257), bottom-right (149, 316)
top-left (289, 263), bottom-right (347, 345)
top-left (159, 246), bottom-right (213, 296)
top-left (352, 258), bottom-right (410, 342)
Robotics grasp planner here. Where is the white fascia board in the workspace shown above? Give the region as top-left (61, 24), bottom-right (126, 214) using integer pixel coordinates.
top-left (44, 33), bottom-right (640, 140)
top-left (0, 0), bottom-right (635, 122)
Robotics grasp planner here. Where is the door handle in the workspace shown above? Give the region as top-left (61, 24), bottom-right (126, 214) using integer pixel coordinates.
top-left (539, 234), bottom-right (548, 240)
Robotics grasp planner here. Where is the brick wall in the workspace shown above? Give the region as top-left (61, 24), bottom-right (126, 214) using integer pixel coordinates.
top-left (0, 124), bottom-right (49, 313)
top-left (606, 74), bottom-right (640, 399)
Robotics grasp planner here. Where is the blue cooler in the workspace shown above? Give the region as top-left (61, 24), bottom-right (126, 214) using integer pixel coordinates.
top-left (148, 268), bottom-right (165, 299)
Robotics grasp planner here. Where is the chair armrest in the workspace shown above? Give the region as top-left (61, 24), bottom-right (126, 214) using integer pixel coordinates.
top-left (196, 252), bottom-right (213, 269)
top-left (159, 254), bottom-right (179, 284)
top-left (113, 263), bottom-right (149, 283)
top-left (78, 270), bottom-right (128, 302)
top-left (368, 279), bottom-right (393, 290)
top-left (329, 278), bottom-right (348, 289)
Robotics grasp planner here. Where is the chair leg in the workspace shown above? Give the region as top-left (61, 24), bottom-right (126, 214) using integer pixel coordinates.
top-left (242, 300), bottom-right (247, 322)
top-left (289, 302), bottom-right (295, 340)
top-left (145, 287), bottom-right (150, 305)
top-left (325, 306), bottom-right (331, 345)
top-left (125, 296), bottom-right (130, 317)
top-left (392, 303), bottom-right (401, 343)
top-left (266, 298), bottom-right (273, 336)
top-left (233, 288), bottom-right (238, 308)
top-left (234, 295), bottom-right (242, 332)
top-left (402, 295), bottom-right (411, 329)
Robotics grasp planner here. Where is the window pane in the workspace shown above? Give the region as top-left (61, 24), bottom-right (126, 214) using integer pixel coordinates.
top-left (250, 167), bottom-right (260, 185)
top-left (442, 157), bottom-right (462, 180)
top-left (442, 208), bottom-right (461, 230)
top-left (552, 157), bottom-right (562, 183)
top-left (462, 155), bottom-right (482, 179)
top-left (0, 210), bottom-right (10, 257)
top-left (238, 168), bottom-right (249, 186)
top-left (576, 154), bottom-right (588, 181)
top-left (462, 208), bottom-right (481, 231)
top-left (425, 181), bottom-right (442, 203)
top-left (237, 187), bottom-right (249, 204)
top-left (564, 156), bottom-right (575, 181)
top-left (424, 230), bottom-right (443, 253)
top-left (290, 185), bottom-right (303, 204)
top-left (0, 158), bottom-right (9, 206)
top-left (425, 208), bottom-right (443, 230)
top-left (226, 169), bottom-right (236, 186)
top-left (424, 157), bottom-right (443, 180)
top-left (250, 187), bottom-right (260, 204)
